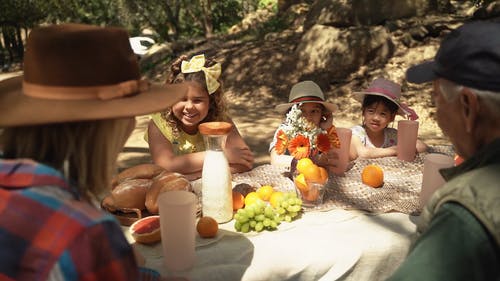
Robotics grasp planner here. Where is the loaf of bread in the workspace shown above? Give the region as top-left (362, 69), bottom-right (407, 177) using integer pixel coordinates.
top-left (145, 171), bottom-right (192, 214)
top-left (111, 163), bottom-right (165, 187)
top-left (102, 178), bottom-right (152, 211)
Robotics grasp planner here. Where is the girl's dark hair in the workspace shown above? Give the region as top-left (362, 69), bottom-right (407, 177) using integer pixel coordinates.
top-left (362, 95), bottom-right (399, 113)
top-left (161, 54), bottom-right (228, 136)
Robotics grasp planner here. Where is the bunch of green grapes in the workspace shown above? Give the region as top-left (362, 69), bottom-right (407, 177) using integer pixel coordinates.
top-left (233, 191), bottom-right (303, 233)
top-left (233, 200), bottom-right (280, 233)
top-left (273, 191), bottom-right (302, 222)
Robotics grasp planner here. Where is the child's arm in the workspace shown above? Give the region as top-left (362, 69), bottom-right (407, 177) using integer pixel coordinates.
top-left (350, 134), bottom-right (398, 159)
top-left (147, 121), bottom-right (206, 177)
top-left (416, 139), bottom-right (428, 153)
top-left (225, 120), bottom-right (254, 173)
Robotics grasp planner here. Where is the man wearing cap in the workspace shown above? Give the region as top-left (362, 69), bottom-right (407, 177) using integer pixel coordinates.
top-left (387, 21), bottom-right (500, 280)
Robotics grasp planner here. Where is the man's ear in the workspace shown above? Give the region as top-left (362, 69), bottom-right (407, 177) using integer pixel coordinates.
top-left (460, 88), bottom-right (479, 133)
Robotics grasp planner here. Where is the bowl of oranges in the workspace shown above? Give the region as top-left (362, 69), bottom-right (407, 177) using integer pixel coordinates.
top-left (293, 158), bottom-right (329, 207)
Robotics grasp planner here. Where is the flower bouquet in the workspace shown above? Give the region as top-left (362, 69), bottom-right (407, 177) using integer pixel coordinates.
top-left (275, 103), bottom-right (340, 160)
top-left (275, 104), bottom-right (341, 206)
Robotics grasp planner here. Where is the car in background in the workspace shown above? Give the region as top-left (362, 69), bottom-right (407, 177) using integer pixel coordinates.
top-left (129, 36), bottom-right (155, 58)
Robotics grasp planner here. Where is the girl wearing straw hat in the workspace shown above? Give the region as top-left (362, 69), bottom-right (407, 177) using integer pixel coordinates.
top-left (350, 78), bottom-right (427, 159)
top-left (0, 24), bottom-right (186, 280)
top-left (270, 80), bottom-right (340, 169)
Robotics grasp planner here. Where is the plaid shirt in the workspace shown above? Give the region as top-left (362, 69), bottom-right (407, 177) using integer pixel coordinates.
top-left (0, 159), bottom-right (160, 281)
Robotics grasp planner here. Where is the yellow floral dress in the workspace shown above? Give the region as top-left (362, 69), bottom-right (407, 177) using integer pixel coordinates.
top-left (146, 113), bottom-right (205, 155)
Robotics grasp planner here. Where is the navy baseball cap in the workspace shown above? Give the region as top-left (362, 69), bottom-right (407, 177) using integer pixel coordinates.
top-left (406, 21), bottom-right (500, 91)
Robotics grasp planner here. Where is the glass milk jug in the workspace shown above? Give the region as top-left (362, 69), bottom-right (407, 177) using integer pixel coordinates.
top-left (198, 122), bottom-right (233, 223)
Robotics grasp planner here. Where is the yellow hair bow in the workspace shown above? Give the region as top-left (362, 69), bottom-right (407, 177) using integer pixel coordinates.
top-left (181, 54), bottom-right (221, 94)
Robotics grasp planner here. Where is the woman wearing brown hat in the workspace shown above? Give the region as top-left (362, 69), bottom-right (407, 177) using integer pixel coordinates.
top-left (0, 24), bottom-right (186, 280)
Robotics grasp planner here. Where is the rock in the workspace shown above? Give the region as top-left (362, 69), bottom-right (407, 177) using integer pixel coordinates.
top-left (295, 24), bottom-right (394, 83)
top-left (305, 0), bottom-right (435, 29)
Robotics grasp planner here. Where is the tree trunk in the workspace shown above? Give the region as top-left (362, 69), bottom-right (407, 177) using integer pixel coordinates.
top-left (201, 0), bottom-right (213, 38)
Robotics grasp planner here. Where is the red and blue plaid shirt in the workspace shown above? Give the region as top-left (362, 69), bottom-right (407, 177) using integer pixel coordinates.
top-left (0, 159), bottom-right (160, 281)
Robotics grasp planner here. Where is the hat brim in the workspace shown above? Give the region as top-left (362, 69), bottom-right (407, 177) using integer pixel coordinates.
top-left (406, 61), bottom-right (438, 84)
top-left (0, 75), bottom-right (186, 126)
top-left (275, 100), bottom-right (338, 114)
top-left (352, 91), bottom-right (408, 116)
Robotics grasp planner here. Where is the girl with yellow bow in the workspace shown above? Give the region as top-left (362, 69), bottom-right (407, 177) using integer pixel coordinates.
top-left (146, 54), bottom-right (254, 180)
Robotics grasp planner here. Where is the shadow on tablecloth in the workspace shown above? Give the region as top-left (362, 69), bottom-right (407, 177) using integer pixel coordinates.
top-left (323, 145), bottom-right (455, 215)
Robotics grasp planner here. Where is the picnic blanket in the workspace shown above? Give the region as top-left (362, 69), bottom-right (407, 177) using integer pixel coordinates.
top-left (232, 145), bottom-right (455, 215)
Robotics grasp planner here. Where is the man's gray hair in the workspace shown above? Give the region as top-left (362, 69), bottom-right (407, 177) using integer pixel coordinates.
top-left (439, 79), bottom-right (500, 114)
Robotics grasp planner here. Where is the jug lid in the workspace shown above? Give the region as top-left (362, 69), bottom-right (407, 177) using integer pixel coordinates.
top-left (198, 121), bottom-right (232, 135)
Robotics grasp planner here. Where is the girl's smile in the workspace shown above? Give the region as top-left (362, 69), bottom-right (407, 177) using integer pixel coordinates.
top-left (172, 81), bottom-right (210, 134)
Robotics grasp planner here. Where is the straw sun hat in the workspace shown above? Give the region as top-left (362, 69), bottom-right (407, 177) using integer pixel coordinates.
top-left (352, 78), bottom-right (418, 120)
top-left (0, 23), bottom-right (186, 127)
top-left (275, 80), bottom-right (338, 114)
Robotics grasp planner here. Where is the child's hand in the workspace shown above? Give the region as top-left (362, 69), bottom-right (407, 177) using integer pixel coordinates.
top-left (225, 147), bottom-right (254, 170)
top-left (320, 112), bottom-right (333, 130)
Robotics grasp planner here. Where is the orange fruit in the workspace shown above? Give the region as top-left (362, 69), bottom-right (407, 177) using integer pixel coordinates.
top-left (256, 185), bottom-right (274, 201)
top-left (232, 190), bottom-right (245, 211)
top-left (302, 185), bottom-right (319, 201)
top-left (197, 216), bottom-right (218, 238)
top-left (318, 166), bottom-right (328, 184)
top-left (297, 158), bottom-right (314, 174)
top-left (244, 191), bottom-right (261, 206)
top-left (361, 164), bottom-right (384, 188)
top-left (269, 191), bottom-right (285, 208)
top-left (302, 163), bottom-right (322, 183)
top-left (294, 173), bottom-right (310, 193)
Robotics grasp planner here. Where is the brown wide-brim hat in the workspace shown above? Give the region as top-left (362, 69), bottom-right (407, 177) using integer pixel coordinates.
top-left (275, 80), bottom-right (338, 114)
top-left (0, 23), bottom-right (186, 127)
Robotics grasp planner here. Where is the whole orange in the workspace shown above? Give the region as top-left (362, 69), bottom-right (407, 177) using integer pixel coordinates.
top-left (318, 166), bottom-right (329, 184)
top-left (256, 185), bottom-right (274, 201)
top-left (244, 191), bottom-right (261, 206)
top-left (296, 158), bottom-right (314, 174)
top-left (361, 164), bottom-right (384, 188)
top-left (232, 190), bottom-right (245, 211)
top-left (197, 216), bottom-right (218, 238)
top-left (302, 164), bottom-right (323, 183)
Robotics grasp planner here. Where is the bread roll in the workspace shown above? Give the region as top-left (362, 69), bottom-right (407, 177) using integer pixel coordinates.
top-left (111, 164), bottom-right (165, 187)
top-left (102, 178), bottom-right (152, 211)
top-left (145, 171), bottom-right (192, 214)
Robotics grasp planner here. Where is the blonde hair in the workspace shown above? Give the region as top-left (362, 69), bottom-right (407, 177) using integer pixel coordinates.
top-left (160, 54), bottom-right (228, 138)
top-left (1, 118), bottom-right (134, 201)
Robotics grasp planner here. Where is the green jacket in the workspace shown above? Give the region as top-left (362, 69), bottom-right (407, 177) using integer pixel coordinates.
top-left (387, 138), bottom-right (500, 281)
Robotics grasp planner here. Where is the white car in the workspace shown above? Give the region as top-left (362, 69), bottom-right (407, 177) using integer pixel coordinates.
top-left (129, 36), bottom-right (155, 57)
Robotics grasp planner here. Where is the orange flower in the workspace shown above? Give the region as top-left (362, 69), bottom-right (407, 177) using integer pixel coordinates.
top-left (288, 134), bottom-right (311, 159)
top-left (275, 130), bottom-right (288, 155)
top-left (316, 133), bottom-right (331, 153)
top-left (327, 126), bottom-right (341, 149)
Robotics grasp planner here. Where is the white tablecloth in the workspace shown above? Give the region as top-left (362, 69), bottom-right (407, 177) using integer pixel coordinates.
top-left (123, 209), bottom-right (417, 281)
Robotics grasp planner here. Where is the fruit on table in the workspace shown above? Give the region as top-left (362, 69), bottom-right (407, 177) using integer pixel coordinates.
top-left (244, 191), bottom-right (262, 206)
top-left (233, 183), bottom-right (256, 197)
top-left (197, 216), bottom-right (218, 238)
top-left (234, 191), bottom-right (302, 233)
top-left (232, 190), bottom-right (245, 211)
top-left (130, 215), bottom-right (161, 244)
top-left (145, 171), bottom-right (191, 214)
top-left (256, 185), bottom-right (274, 201)
top-left (361, 164), bottom-right (384, 188)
